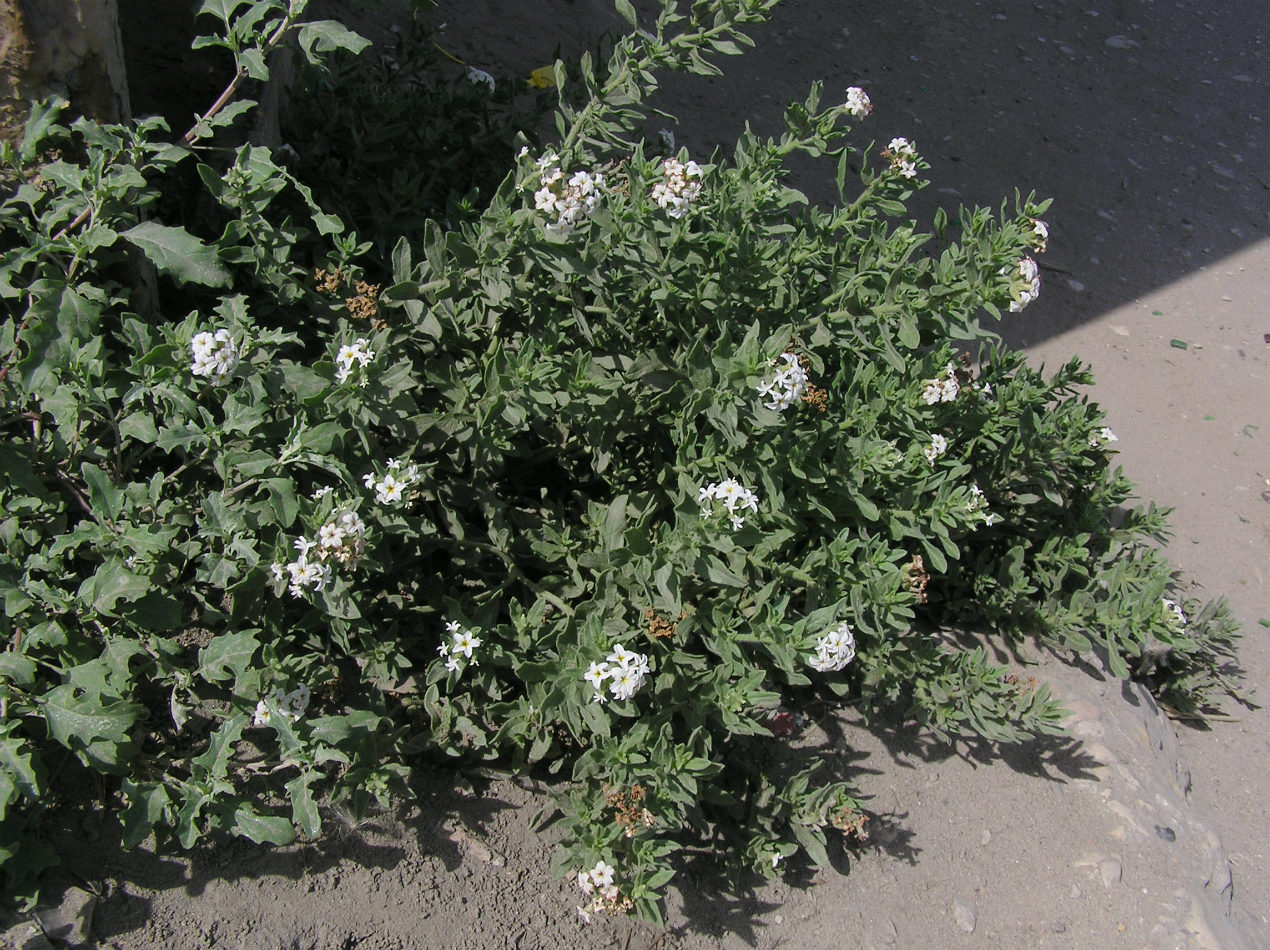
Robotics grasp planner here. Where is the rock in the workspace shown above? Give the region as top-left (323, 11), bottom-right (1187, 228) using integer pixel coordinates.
top-left (33, 886), bottom-right (96, 947)
top-left (952, 896), bottom-right (977, 933)
top-left (1099, 856), bottom-right (1124, 888)
top-left (0, 921), bottom-right (54, 950)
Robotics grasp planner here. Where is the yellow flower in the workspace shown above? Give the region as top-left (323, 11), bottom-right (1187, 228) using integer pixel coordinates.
top-left (528, 65), bottom-right (557, 88)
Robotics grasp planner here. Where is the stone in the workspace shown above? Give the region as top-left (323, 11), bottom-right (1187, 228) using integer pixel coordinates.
top-left (0, 921), bottom-right (54, 950)
top-left (1099, 856), bottom-right (1124, 888)
top-left (952, 896), bottom-right (977, 933)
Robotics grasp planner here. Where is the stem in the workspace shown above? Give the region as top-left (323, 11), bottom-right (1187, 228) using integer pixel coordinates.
top-left (455, 539), bottom-right (575, 618)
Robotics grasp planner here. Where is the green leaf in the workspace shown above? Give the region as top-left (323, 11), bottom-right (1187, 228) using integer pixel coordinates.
top-left (286, 772), bottom-right (321, 837)
top-left (120, 221), bottom-right (231, 287)
top-left (296, 20), bottom-right (371, 64)
top-left (231, 803), bottom-right (296, 845)
top-left (0, 655), bottom-right (36, 686)
top-left (615, 0), bottom-right (639, 27)
top-left (41, 684), bottom-right (140, 773)
top-left (0, 731), bottom-right (43, 820)
top-left (196, 0), bottom-right (251, 27)
top-left (19, 96), bottom-right (68, 162)
top-left (79, 560), bottom-right (151, 616)
top-left (123, 592), bottom-right (184, 632)
top-left (81, 463), bottom-right (124, 522)
top-left (198, 630), bottom-right (261, 684)
top-left (120, 780), bottom-right (172, 849)
top-left (191, 714), bottom-right (246, 780)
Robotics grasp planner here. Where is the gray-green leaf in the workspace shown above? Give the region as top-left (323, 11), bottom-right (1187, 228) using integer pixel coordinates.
top-left (121, 221), bottom-right (231, 287)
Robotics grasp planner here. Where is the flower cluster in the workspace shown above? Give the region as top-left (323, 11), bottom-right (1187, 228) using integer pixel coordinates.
top-left (584, 643), bottom-right (651, 703)
top-left (650, 156), bottom-right (704, 218)
top-left (315, 510), bottom-right (366, 564)
top-left (1089, 426), bottom-right (1119, 448)
top-left (466, 66), bottom-right (495, 91)
top-left (1162, 598), bottom-right (1188, 628)
top-left (756, 352), bottom-right (809, 411)
top-left (270, 510), bottom-right (366, 597)
top-left (807, 621), bottom-right (857, 673)
top-left (1005, 257), bottom-right (1041, 312)
top-left (531, 151), bottom-right (605, 236)
top-left (335, 338), bottom-right (374, 385)
top-left (967, 484), bottom-right (998, 527)
top-left (1030, 218), bottom-right (1050, 253)
top-left (843, 86), bottom-right (872, 119)
top-left (576, 859), bottom-right (631, 920)
top-left (253, 683), bottom-right (311, 728)
top-left (698, 477), bottom-right (760, 531)
top-left (921, 362), bottom-right (961, 405)
top-left (363, 458), bottom-right (421, 505)
top-left (883, 136), bottom-right (920, 178)
top-left (923, 434), bottom-right (948, 463)
top-left (190, 329), bottom-right (240, 383)
top-left (438, 619), bottom-right (482, 673)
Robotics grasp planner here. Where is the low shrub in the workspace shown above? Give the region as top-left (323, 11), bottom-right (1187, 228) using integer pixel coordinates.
top-left (0, 0), bottom-right (1238, 920)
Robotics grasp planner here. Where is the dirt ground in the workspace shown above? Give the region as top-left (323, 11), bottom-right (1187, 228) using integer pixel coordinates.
top-left (15, 1), bottom-right (1268, 948)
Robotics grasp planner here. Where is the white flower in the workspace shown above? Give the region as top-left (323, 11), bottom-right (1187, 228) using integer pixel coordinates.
top-left (589, 860), bottom-right (615, 889)
top-left (340, 511), bottom-right (366, 536)
top-left (651, 156), bottom-right (704, 218)
top-left (607, 643), bottom-right (637, 667)
top-left (294, 535), bottom-right (317, 557)
top-left (533, 185), bottom-right (557, 212)
top-left (921, 361), bottom-right (961, 405)
top-left (312, 486), bottom-right (333, 500)
top-left (529, 152), bottom-right (605, 235)
top-left (1090, 426), bottom-right (1119, 447)
top-left (318, 522), bottom-right (346, 549)
top-left (335, 338), bottom-right (374, 385)
top-left (884, 137), bottom-right (920, 178)
top-left (190, 328), bottom-right (240, 383)
top-left (376, 473), bottom-right (404, 504)
top-left (255, 683), bottom-right (311, 726)
top-left (807, 621), bottom-right (857, 673)
top-left (843, 86), bottom-right (872, 119)
top-left (1004, 257), bottom-right (1041, 312)
top-left (1162, 598), bottom-right (1188, 627)
top-left (699, 477), bottom-right (760, 530)
top-left (609, 667), bottom-right (643, 701)
top-left (923, 434), bottom-right (948, 463)
top-left (966, 484), bottom-right (993, 528)
top-left (466, 66), bottom-right (495, 91)
top-left (583, 661), bottom-right (610, 691)
top-left (451, 628), bottom-right (482, 658)
top-left (366, 458), bottom-right (422, 506)
top-left (252, 699), bottom-right (272, 728)
top-left (756, 352), bottom-right (809, 411)
top-left (1030, 218), bottom-right (1049, 252)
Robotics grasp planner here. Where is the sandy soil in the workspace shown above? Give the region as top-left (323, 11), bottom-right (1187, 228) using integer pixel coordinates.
top-left (12, 1), bottom-right (1266, 948)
